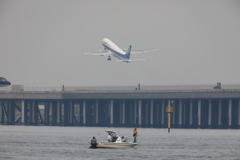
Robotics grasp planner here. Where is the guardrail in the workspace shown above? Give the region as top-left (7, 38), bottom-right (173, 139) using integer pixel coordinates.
top-left (1, 84), bottom-right (240, 91)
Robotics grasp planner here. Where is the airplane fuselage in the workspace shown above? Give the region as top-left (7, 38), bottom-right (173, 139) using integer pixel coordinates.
top-left (102, 38), bottom-right (131, 62)
top-left (84, 38), bottom-right (157, 62)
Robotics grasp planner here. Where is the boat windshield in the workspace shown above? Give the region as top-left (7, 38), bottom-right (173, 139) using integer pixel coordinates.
top-left (110, 132), bottom-right (117, 137)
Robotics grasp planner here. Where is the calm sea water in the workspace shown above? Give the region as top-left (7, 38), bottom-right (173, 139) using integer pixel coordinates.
top-left (0, 126), bottom-right (240, 160)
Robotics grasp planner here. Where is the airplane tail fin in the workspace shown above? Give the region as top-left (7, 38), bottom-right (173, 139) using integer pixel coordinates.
top-left (126, 45), bottom-right (131, 59)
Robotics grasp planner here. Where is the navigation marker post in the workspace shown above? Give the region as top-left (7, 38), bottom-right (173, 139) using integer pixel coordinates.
top-left (166, 101), bottom-right (174, 133)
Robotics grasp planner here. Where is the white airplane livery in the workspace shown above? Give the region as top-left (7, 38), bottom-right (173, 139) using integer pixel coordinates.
top-left (84, 38), bottom-right (158, 63)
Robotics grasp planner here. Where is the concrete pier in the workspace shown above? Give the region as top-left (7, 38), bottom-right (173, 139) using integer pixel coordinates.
top-left (0, 89), bottom-right (240, 128)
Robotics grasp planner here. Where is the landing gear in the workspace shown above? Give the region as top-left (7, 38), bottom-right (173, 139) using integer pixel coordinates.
top-left (107, 56), bottom-right (111, 60)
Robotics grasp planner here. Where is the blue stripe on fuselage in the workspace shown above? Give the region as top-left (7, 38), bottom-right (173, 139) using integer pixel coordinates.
top-left (102, 44), bottom-right (129, 60)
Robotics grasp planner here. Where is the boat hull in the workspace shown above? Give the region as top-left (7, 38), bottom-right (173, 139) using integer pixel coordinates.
top-left (90, 142), bottom-right (137, 149)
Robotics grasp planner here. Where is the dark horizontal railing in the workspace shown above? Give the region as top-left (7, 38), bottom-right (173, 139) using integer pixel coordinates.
top-left (1, 84), bottom-right (240, 92)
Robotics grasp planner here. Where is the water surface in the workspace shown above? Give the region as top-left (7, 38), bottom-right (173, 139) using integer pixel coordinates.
top-left (0, 126), bottom-right (240, 159)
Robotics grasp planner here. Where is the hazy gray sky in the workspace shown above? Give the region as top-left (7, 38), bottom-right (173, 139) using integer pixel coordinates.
top-left (0, 0), bottom-right (240, 87)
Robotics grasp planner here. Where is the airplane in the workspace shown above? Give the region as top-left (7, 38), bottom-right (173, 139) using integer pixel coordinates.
top-left (0, 77), bottom-right (11, 87)
top-left (84, 38), bottom-right (158, 63)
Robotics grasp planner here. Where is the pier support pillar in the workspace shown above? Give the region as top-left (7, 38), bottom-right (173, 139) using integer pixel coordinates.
top-left (72, 101), bottom-right (75, 125)
top-left (83, 100), bottom-right (86, 125)
top-left (22, 100), bottom-right (28, 125)
top-left (153, 101), bottom-right (158, 127)
top-left (121, 100), bottom-right (125, 125)
top-left (228, 99), bottom-right (232, 128)
top-left (44, 102), bottom-right (49, 125)
top-left (238, 99), bottom-right (240, 128)
top-left (218, 99), bottom-right (222, 128)
top-left (134, 100), bottom-right (137, 125)
top-left (29, 100), bottom-right (38, 125)
top-left (0, 100), bottom-right (7, 125)
top-left (172, 101), bottom-right (175, 126)
top-left (34, 101), bottom-right (39, 125)
top-left (161, 100), bottom-right (165, 127)
top-left (179, 100), bottom-right (182, 127)
top-left (197, 99), bottom-right (201, 128)
top-left (29, 101), bottom-right (34, 125)
top-left (138, 100), bottom-right (141, 126)
top-left (21, 100), bottom-right (25, 125)
top-left (145, 101), bottom-right (149, 126)
top-left (69, 101), bottom-right (74, 126)
top-left (167, 100), bottom-right (170, 106)
top-left (150, 100), bottom-right (154, 126)
top-left (61, 102), bottom-right (65, 125)
top-left (189, 100), bottom-right (193, 126)
top-left (77, 102), bottom-right (81, 125)
top-left (56, 101), bottom-right (61, 125)
top-left (52, 101), bottom-right (57, 126)
top-left (0, 100), bottom-right (2, 124)
top-left (96, 100), bottom-right (98, 124)
top-left (183, 101), bottom-right (186, 127)
top-left (6, 100), bottom-right (10, 125)
top-left (208, 99), bottom-right (212, 128)
top-left (110, 100), bottom-right (113, 126)
top-left (130, 100), bottom-right (134, 126)
top-left (0, 100), bottom-right (4, 124)
top-left (63, 101), bottom-right (69, 126)
top-left (1, 101), bottom-right (8, 125)
top-left (156, 102), bottom-right (160, 126)
top-left (7, 100), bottom-right (15, 125)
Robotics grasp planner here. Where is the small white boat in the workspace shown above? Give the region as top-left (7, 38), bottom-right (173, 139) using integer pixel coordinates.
top-left (90, 130), bottom-right (137, 149)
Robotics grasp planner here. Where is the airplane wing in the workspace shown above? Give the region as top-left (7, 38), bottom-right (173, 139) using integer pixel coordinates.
top-left (123, 49), bottom-right (158, 54)
top-left (84, 50), bottom-right (111, 56)
top-left (116, 59), bottom-right (145, 63)
top-left (131, 59), bottom-right (146, 61)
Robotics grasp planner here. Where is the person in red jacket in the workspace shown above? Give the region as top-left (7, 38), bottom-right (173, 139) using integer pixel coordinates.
top-left (133, 128), bottom-right (138, 143)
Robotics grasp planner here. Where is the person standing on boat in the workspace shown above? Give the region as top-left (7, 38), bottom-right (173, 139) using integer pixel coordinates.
top-left (107, 133), bottom-right (111, 142)
top-left (91, 137), bottom-right (97, 148)
top-left (133, 128), bottom-right (138, 143)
